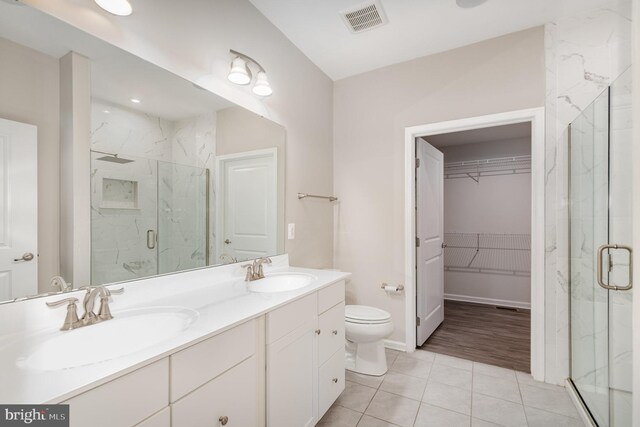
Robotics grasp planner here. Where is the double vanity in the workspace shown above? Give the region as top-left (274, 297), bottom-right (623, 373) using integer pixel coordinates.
top-left (0, 255), bottom-right (349, 427)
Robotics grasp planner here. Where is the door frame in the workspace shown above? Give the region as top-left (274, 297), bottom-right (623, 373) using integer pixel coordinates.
top-left (215, 148), bottom-right (278, 262)
top-left (404, 107), bottom-right (545, 381)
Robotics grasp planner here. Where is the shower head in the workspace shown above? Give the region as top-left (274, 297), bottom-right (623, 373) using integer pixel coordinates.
top-left (95, 154), bottom-right (134, 164)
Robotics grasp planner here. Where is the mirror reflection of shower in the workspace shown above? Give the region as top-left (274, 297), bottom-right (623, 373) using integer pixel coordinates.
top-left (90, 149), bottom-right (209, 285)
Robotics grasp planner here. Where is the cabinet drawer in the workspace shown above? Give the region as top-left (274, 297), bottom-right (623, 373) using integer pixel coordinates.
top-left (171, 319), bottom-right (256, 402)
top-left (172, 355), bottom-right (257, 427)
top-left (64, 358), bottom-right (169, 427)
top-left (318, 302), bottom-right (345, 365)
top-left (318, 349), bottom-right (345, 418)
top-left (267, 293), bottom-right (317, 344)
top-left (135, 407), bottom-right (170, 427)
top-left (318, 281), bottom-right (345, 314)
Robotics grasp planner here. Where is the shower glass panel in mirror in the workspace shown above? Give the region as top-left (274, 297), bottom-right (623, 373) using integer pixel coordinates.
top-left (569, 67), bottom-right (633, 426)
top-left (0, 2), bottom-right (285, 302)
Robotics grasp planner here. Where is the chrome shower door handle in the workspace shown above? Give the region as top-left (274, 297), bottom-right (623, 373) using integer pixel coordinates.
top-left (597, 244), bottom-right (633, 291)
top-left (147, 230), bottom-right (156, 250)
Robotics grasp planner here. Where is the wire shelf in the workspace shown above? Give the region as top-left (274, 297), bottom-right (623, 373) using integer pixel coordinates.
top-left (443, 232), bottom-right (531, 276)
top-left (444, 155), bottom-right (531, 182)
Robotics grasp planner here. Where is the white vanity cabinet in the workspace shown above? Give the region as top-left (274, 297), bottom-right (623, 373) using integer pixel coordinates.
top-left (266, 281), bottom-right (345, 426)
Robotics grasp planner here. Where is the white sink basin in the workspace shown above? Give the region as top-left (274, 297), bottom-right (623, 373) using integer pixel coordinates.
top-left (17, 306), bottom-right (198, 371)
top-left (248, 272), bottom-right (316, 293)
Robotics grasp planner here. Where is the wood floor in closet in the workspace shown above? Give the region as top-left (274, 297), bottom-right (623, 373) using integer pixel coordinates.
top-left (420, 300), bottom-right (531, 373)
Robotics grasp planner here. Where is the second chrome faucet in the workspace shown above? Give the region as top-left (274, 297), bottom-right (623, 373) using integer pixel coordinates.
top-left (46, 286), bottom-right (124, 331)
top-left (242, 257), bottom-right (272, 282)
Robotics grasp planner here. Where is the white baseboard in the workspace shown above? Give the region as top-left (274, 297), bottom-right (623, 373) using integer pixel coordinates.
top-left (384, 339), bottom-right (407, 352)
top-left (444, 293), bottom-right (531, 310)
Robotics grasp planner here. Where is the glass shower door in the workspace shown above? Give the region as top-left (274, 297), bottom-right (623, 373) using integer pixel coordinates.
top-left (569, 67), bottom-right (633, 426)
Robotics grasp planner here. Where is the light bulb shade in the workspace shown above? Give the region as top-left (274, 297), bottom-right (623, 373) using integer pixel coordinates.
top-left (228, 57), bottom-right (252, 85)
top-left (252, 71), bottom-right (273, 96)
top-left (94, 0), bottom-right (132, 16)
top-left (456, 0), bottom-right (488, 8)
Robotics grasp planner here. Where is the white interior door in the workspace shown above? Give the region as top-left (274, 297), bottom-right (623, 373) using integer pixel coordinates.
top-left (0, 118), bottom-right (38, 300)
top-left (416, 139), bottom-right (444, 346)
top-left (218, 149), bottom-right (277, 262)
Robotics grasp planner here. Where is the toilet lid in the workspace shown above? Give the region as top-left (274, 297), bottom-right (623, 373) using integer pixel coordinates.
top-left (345, 305), bottom-right (391, 323)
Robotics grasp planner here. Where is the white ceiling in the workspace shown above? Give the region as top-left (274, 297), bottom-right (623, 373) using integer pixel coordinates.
top-left (423, 122), bottom-right (531, 147)
top-left (0, 2), bottom-right (232, 121)
top-left (249, 0), bottom-right (609, 80)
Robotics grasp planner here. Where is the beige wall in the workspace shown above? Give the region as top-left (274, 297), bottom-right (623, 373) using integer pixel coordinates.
top-left (25, 0), bottom-right (334, 269)
top-left (333, 27), bottom-right (545, 344)
top-left (0, 37), bottom-right (60, 294)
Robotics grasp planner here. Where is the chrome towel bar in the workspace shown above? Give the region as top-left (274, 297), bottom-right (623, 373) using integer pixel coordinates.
top-left (298, 193), bottom-right (338, 202)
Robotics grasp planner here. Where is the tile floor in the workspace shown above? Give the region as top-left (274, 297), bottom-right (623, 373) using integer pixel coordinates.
top-left (319, 349), bottom-right (585, 427)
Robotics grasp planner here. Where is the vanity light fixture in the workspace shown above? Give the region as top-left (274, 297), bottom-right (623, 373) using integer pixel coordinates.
top-left (94, 0), bottom-right (133, 16)
top-left (227, 50), bottom-right (273, 97)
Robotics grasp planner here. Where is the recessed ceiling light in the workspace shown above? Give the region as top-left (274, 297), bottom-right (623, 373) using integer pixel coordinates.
top-left (130, 98), bottom-right (141, 104)
top-left (94, 0), bottom-right (133, 16)
top-left (456, 0), bottom-right (488, 8)
top-left (102, 110), bottom-right (111, 114)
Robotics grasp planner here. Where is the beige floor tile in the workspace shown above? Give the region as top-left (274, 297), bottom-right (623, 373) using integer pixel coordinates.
top-left (414, 403), bottom-right (470, 427)
top-left (473, 362), bottom-right (516, 380)
top-left (422, 380), bottom-right (472, 415)
top-left (404, 349), bottom-right (436, 362)
top-left (524, 406), bottom-right (584, 427)
top-left (385, 348), bottom-right (401, 365)
top-left (473, 372), bottom-right (522, 403)
top-left (434, 353), bottom-right (473, 371)
top-left (390, 354), bottom-right (432, 379)
top-left (472, 393), bottom-right (528, 427)
top-left (357, 415), bottom-right (400, 427)
top-left (428, 363), bottom-right (472, 390)
top-left (347, 370), bottom-right (386, 389)
top-left (519, 383), bottom-right (580, 419)
top-left (364, 390), bottom-right (420, 427)
top-left (379, 371), bottom-right (427, 401)
top-left (318, 405), bottom-right (363, 427)
top-left (515, 371), bottom-right (564, 391)
top-left (335, 381), bottom-right (377, 413)
top-left (471, 418), bottom-right (502, 426)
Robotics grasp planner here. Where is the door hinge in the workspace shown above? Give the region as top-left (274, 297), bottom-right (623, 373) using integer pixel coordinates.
top-left (416, 316), bottom-right (421, 326)
top-left (416, 237), bottom-right (420, 248)
top-left (415, 158), bottom-right (421, 168)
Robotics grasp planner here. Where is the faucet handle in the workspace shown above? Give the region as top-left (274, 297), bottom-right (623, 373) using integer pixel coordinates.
top-left (46, 297), bottom-right (81, 331)
top-left (241, 263), bottom-right (254, 282)
top-left (97, 288), bottom-right (124, 321)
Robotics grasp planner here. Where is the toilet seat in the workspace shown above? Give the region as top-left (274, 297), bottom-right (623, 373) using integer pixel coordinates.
top-left (345, 305), bottom-right (391, 324)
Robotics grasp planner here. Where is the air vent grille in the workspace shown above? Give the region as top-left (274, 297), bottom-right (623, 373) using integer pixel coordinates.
top-left (340, 1), bottom-right (388, 34)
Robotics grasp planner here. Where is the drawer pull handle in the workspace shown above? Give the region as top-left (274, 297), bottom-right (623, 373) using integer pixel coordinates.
top-left (332, 378), bottom-right (338, 383)
top-left (332, 330), bottom-right (338, 335)
top-left (219, 415), bottom-right (229, 425)
top-left (315, 329), bottom-right (321, 335)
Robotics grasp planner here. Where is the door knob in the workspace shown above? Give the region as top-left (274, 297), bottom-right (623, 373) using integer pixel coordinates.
top-left (224, 239), bottom-right (232, 244)
top-left (14, 252), bottom-right (34, 262)
top-left (219, 415), bottom-right (229, 425)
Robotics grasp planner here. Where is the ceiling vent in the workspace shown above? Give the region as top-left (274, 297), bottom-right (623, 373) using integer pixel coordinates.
top-left (340, 0), bottom-right (388, 34)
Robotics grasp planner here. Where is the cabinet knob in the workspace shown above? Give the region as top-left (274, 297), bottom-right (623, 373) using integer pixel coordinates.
top-left (332, 378), bottom-right (338, 383)
top-left (219, 415), bottom-right (229, 425)
top-left (315, 329), bottom-right (321, 335)
top-left (332, 329), bottom-right (338, 335)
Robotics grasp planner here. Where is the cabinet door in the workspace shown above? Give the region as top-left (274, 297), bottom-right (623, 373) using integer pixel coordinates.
top-left (267, 319), bottom-right (318, 427)
top-left (171, 356), bottom-right (257, 427)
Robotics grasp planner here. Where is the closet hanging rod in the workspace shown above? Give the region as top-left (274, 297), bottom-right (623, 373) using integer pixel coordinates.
top-left (298, 193), bottom-right (338, 202)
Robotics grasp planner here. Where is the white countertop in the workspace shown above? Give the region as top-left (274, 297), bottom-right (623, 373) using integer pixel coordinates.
top-left (0, 255), bottom-right (350, 404)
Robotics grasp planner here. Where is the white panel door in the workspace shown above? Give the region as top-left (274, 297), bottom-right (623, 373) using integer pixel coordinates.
top-left (0, 118), bottom-right (37, 300)
top-left (416, 139), bottom-right (444, 346)
top-left (219, 149), bottom-right (277, 262)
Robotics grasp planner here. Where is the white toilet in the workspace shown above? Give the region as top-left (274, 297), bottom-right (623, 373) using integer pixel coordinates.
top-left (344, 305), bottom-right (394, 376)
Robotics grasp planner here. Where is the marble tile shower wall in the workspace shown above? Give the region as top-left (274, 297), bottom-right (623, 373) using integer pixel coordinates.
top-left (543, 0), bottom-right (632, 384)
top-left (90, 99), bottom-right (216, 284)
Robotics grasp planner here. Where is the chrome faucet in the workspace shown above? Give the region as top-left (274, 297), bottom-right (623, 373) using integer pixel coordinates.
top-left (242, 257), bottom-right (272, 281)
top-left (49, 276), bottom-right (73, 292)
top-left (47, 286), bottom-right (124, 331)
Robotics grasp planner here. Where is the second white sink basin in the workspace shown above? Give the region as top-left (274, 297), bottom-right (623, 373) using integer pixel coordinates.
top-left (248, 272), bottom-right (316, 293)
top-left (17, 306), bottom-right (198, 371)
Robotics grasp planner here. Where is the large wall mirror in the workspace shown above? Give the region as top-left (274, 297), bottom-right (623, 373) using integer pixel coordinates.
top-left (0, 2), bottom-right (285, 303)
